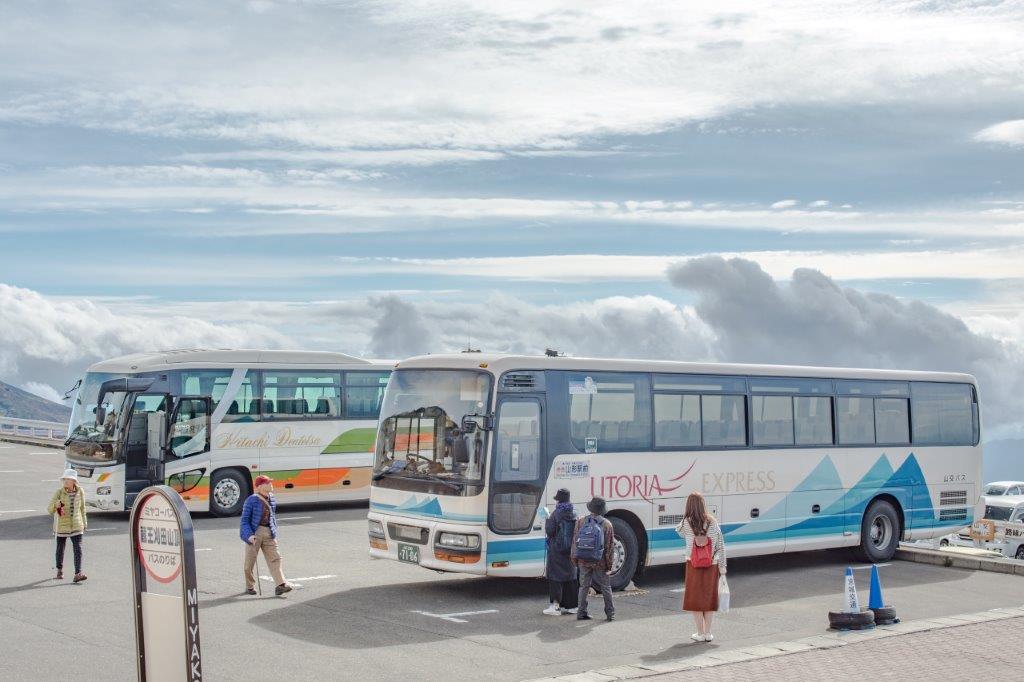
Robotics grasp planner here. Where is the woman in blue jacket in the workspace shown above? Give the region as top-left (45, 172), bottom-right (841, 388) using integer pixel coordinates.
top-left (240, 475), bottom-right (292, 596)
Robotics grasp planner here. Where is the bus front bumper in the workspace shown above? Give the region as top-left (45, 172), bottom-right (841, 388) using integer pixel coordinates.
top-left (367, 512), bottom-right (487, 575)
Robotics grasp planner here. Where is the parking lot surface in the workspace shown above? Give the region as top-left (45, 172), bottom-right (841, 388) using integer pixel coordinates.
top-left (4, 442), bottom-right (1024, 681)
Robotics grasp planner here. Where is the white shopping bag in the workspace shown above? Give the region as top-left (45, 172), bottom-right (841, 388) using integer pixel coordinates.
top-left (718, 574), bottom-right (730, 613)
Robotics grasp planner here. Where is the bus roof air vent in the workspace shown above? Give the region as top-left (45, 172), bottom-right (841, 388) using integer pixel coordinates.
top-left (500, 371), bottom-right (545, 392)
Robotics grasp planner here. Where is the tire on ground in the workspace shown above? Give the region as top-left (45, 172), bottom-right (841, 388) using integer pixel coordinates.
top-left (1016, 546), bottom-right (1024, 560)
top-left (870, 605), bottom-right (898, 625)
top-left (607, 516), bottom-right (639, 592)
top-left (209, 468), bottom-right (249, 517)
top-left (828, 608), bottom-right (875, 630)
top-left (853, 498), bottom-right (901, 563)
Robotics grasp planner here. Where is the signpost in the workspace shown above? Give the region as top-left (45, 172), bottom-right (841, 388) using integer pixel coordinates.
top-left (130, 486), bottom-right (202, 681)
top-left (969, 518), bottom-right (996, 542)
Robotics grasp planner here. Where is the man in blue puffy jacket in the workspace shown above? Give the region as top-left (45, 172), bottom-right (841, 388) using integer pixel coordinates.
top-left (240, 475), bottom-right (292, 596)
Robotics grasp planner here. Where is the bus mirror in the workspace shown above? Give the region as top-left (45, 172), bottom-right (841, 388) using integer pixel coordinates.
top-left (95, 406), bottom-right (106, 426)
top-left (461, 417), bottom-right (478, 434)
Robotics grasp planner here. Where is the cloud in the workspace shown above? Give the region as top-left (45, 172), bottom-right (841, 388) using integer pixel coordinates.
top-left (4, 272), bottom-right (1023, 435)
top-left (771, 199), bottom-right (799, 209)
top-left (2, 1), bottom-right (1023, 153)
top-left (667, 257), bottom-right (1024, 434)
top-left (975, 120), bottom-right (1024, 147)
top-left (21, 381), bottom-right (63, 404)
top-left (0, 283), bottom-right (289, 396)
top-left (325, 247), bottom-right (1024, 282)
top-left (369, 296), bottom-right (436, 358)
top-left (809, 200), bottom-right (830, 207)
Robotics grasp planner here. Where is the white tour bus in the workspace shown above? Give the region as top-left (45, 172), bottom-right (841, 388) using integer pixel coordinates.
top-left (368, 354), bottom-right (982, 589)
top-left (65, 350), bottom-right (390, 515)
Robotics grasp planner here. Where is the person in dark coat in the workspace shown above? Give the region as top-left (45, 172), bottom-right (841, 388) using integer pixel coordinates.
top-left (543, 488), bottom-right (579, 615)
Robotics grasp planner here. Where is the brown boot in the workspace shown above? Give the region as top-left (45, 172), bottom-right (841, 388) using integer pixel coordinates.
top-left (73, 573), bottom-right (87, 583)
top-left (55, 570), bottom-right (63, 580)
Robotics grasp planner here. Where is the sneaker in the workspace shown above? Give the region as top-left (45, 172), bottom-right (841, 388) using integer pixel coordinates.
top-left (543, 604), bottom-right (562, 616)
top-left (275, 583), bottom-right (293, 596)
top-left (704, 633), bottom-right (714, 642)
top-left (561, 607), bottom-right (578, 615)
top-left (606, 614), bottom-right (615, 622)
top-left (55, 570), bottom-right (63, 580)
top-left (72, 573), bottom-right (87, 583)
top-left (691, 633), bottom-right (705, 642)
top-left (576, 614), bottom-right (593, 621)
top-left (246, 588), bottom-right (257, 595)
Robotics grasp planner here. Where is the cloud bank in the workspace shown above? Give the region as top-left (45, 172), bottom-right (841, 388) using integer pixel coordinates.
top-left (2, 260), bottom-right (1022, 435)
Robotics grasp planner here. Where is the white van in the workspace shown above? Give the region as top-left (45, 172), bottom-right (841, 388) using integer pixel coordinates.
top-left (939, 495), bottom-right (1024, 558)
top-left (983, 496), bottom-right (1024, 560)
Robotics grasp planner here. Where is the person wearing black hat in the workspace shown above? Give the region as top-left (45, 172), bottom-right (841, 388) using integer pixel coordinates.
top-left (543, 488), bottom-right (579, 615)
top-left (571, 496), bottom-right (616, 621)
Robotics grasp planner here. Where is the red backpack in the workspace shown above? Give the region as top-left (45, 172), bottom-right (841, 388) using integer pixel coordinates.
top-left (690, 522), bottom-right (713, 568)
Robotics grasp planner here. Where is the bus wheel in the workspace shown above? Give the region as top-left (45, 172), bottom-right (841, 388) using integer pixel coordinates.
top-left (607, 517), bottom-right (639, 591)
top-left (1016, 546), bottom-right (1024, 560)
top-left (210, 469), bottom-right (248, 517)
top-left (854, 499), bottom-right (900, 563)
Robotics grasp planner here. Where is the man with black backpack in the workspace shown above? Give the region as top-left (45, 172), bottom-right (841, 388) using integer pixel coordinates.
top-left (571, 496), bottom-right (616, 621)
top-left (543, 488), bottom-right (579, 615)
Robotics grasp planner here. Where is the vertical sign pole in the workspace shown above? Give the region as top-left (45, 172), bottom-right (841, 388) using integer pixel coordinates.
top-left (130, 486), bottom-right (202, 681)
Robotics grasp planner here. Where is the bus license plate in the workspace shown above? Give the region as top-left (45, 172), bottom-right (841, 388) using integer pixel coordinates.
top-left (397, 543), bottom-right (420, 564)
top-left (73, 466), bottom-right (93, 478)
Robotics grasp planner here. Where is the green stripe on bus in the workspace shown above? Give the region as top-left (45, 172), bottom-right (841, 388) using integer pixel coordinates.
top-left (321, 427), bottom-right (377, 454)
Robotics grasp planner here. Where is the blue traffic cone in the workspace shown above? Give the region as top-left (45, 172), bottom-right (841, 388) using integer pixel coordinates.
top-left (867, 564), bottom-right (898, 624)
top-left (868, 565), bottom-right (884, 610)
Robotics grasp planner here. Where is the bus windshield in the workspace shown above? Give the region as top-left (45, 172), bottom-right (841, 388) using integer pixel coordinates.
top-left (66, 372), bottom-right (128, 462)
top-left (374, 370), bottom-right (492, 488)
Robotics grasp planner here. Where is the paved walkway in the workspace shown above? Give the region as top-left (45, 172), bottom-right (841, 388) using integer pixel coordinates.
top-left (659, 615), bottom-right (1024, 680)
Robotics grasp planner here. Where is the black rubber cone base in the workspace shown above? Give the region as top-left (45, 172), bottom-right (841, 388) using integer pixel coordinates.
top-left (828, 608), bottom-right (876, 631)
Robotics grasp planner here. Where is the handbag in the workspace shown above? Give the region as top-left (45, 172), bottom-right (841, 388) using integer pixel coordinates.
top-left (717, 574), bottom-right (730, 613)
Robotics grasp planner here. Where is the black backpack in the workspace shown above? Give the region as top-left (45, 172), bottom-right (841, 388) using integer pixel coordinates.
top-left (554, 512), bottom-right (575, 553)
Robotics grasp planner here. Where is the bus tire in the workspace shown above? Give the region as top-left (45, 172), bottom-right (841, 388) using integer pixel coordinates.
top-left (854, 499), bottom-right (900, 563)
top-left (607, 516), bottom-right (639, 592)
top-left (210, 469), bottom-right (248, 517)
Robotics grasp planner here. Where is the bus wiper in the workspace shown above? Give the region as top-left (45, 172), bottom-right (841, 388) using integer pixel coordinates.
top-left (411, 471), bottom-right (464, 492)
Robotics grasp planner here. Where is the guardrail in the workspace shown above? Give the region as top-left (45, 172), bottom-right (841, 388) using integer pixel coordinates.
top-left (0, 416), bottom-right (67, 448)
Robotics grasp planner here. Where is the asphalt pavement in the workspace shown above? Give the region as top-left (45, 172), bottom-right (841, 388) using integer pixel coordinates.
top-left (3, 442), bottom-right (1024, 681)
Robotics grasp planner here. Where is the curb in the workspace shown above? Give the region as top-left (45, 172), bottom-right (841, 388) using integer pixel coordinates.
top-left (526, 607), bottom-right (1024, 681)
top-left (896, 545), bottom-right (1024, 575)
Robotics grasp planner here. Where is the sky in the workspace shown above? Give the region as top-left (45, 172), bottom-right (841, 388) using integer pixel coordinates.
top-left (0, 1), bottom-right (1022, 436)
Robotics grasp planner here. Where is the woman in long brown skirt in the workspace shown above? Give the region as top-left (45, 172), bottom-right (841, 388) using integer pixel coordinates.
top-left (676, 492), bottom-right (727, 642)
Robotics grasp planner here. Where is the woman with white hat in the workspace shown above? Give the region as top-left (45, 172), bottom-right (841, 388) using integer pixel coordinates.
top-left (47, 469), bottom-right (88, 583)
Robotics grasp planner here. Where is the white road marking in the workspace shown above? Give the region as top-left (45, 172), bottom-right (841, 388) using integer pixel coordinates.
top-left (41, 479), bottom-right (59, 482)
top-left (411, 609), bottom-right (498, 623)
top-left (277, 516), bottom-right (313, 521)
top-left (195, 548), bottom-right (213, 552)
top-left (0, 445), bottom-right (15, 449)
top-left (0, 470), bottom-right (25, 473)
top-left (88, 527), bottom-right (118, 532)
top-left (850, 563), bottom-right (892, 570)
top-left (260, 574), bottom-right (335, 583)
top-left (670, 587), bottom-right (685, 593)
top-left (0, 509), bottom-right (37, 514)
top-left (29, 452), bottom-right (59, 455)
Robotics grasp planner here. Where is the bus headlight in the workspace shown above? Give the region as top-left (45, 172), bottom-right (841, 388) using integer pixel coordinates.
top-left (368, 519), bottom-right (385, 538)
top-left (436, 532), bottom-right (480, 550)
top-left (97, 486), bottom-right (111, 495)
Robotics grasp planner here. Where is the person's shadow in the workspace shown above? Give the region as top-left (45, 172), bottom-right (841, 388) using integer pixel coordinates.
top-left (0, 577), bottom-right (77, 599)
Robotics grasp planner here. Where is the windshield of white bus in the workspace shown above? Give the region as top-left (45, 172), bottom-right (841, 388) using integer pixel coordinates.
top-left (66, 372), bottom-right (129, 462)
top-left (374, 370), bottom-right (492, 486)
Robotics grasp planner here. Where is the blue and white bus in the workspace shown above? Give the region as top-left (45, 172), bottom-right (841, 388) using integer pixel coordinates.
top-left (368, 354), bottom-right (981, 589)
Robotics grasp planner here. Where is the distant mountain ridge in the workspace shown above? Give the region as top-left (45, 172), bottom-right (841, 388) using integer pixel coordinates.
top-left (0, 379), bottom-right (73, 423)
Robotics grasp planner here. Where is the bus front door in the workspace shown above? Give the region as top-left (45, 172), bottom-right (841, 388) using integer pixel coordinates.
top-left (489, 397), bottom-right (545, 537)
